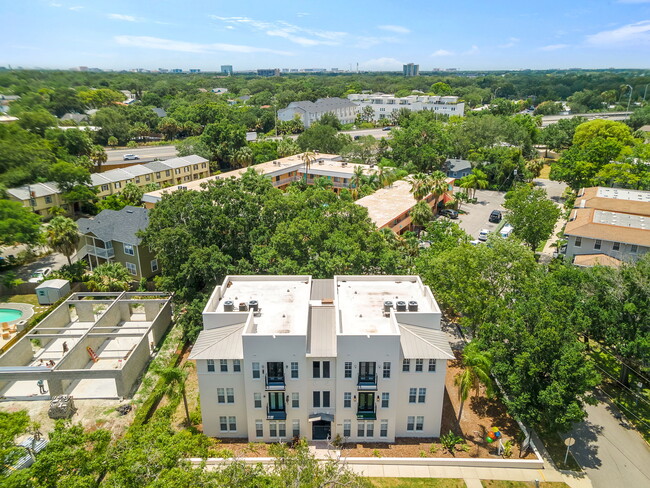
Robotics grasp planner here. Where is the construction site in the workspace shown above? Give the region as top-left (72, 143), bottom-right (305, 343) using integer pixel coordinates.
top-left (0, 292), bottom-right (173, 400)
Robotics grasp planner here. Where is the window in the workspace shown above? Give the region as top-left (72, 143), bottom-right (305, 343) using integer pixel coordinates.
top-left (409, 388), bottom-right (417, 403)
top-left (343, 420), bottom-right (351, 437)
top-left (383, 362), bottom-right (391, 379)
top-left (292, 419), bottom-right (300, 437)
top-left (358, 422), bottom-right (364, 437)
top-left (402, 359), bottom-right (410, 372)
top-left (292, 392), bottom-right (299, 408)
top-left (156, 172), bottom-right (161, 179)
top-left (125, 262), bottom-right (137, 275)
top-left (613, 242), bottom-right (620, 251)
top-left (45, 195), bottom-right (52, 204)
top-left (101, 185), bottom-right (109, 192)
top-left (344, 392), bottom-right (352, 408)
top-left (344, 362), bottom-right (352, 378)
top-left (380, 420), bottom-right (388, 438)
top-left (313, 361), bottom-right (320, 378)
top-left (217, 388), bottom-right (225, 403)
top-left (366, 422), bottom-right (374, 437)
top-left (254, 392), bottom-right (262, 408)
top-left (415, 359), bottom-right (424, 372)
top-left (194, 164), bottom-right (198, 170)
top-left (381, 392), bottom-right (389, 408)
top-left (255, 420), bottom-right (263, 438)
top-left (135, 178), bottom-right (140, 184)
top-left (222, 388), bottom-right (234, 403)
top-left (418, 388), bottom-right (426, 403)
top-left (278, 421), bottom-right (286, 437)
top-left (123, 243), bottom-right (134, 256)
top-left (220, 416), bottom-right (228, 431)
top-left (233, 359), bottom-right (241, 372)
top-left (219, 416), bottom-right (236, 432)
top-left (252, 362), bottom-right (260, 379)
top-left (291, 362), bottom-right (299, 379)
top-left (114, 182), bottom-right (121, 189)
top-left (428, 359), bottom-right (436, 372)
top-left (313, 391), bottom-right (320, 408)
top-left (323, 361), bottom-right (330, 378)
top-left (175, 168), bottom-right (180, 175)
top-left (416, 416), bottom-right (424, 431)
top-left (207, 359), bottom-right (215, 372)
top-left (220, 359), bottom-right (228, 372)
top-left (165, 170), bottom-right (171, 177)
top-left (574, 236), bottom-right (582, 247)
top-left (594, 239), bottom-right (602, 250)
top-left (407, 416), bottom-right (415, 431)
top-left (229, 416), bottom-right (237, 431)
top-left (323, 391), bottom-right (331, 408)
top-left (151, 259), bottom-right (158, 272)
top-left (631, 245), bottom-right (638, 253)
top-left (270, 422), bottom-right (277, 437)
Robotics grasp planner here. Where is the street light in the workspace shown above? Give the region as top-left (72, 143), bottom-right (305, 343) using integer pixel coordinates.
top-left (625, 84), bottom-right (633, 112)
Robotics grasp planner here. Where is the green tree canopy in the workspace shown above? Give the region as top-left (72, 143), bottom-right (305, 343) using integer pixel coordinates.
top-left (0, 199), bottom-right (42, 246)
top-left (503, 184), bottom-right (560, 250)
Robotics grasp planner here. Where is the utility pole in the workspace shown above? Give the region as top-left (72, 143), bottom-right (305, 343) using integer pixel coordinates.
top-left (643, 83), bottom-right (649, 103)
top-left (625, 84), bottom-right (633, 112)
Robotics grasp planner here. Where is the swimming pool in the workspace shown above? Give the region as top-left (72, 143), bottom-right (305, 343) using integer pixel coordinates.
top-left (0, 308), bottom-right (23, 323)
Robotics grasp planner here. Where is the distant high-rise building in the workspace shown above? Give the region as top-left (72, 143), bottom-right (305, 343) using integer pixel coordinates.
top-left (403, 63), bottom-right (419, 76)
top-left (221, 65), bottom-right (233, 75)
top-left (158, 68), bottom-right (169, 73)
top-left (189, 68), bottom-right (201, 73)
top-left (257, 68), bottom-right (280, 77)
top-left (171, 68), bottom-right (183, 73)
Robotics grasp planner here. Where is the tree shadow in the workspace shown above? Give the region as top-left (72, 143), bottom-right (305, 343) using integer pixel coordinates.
top-left (566, 419), bottom-right (603, 470)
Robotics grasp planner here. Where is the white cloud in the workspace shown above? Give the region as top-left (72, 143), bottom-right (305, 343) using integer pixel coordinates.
top-left (355, 36), bottom-right (399, 48)
top-left (296, 12), bottom-right (310, 17)
top-left (431, 49), bottom-right (454, 57)
top-left (109, 13), bottom-right (138, 22)
top-left (586, 20), bottom-right (650, 45)
top-left (378, 25), bottom-right (410, 34)
top-left (266, 30), bottom-right (338, 46)
top-left (359, 57), bottom-right (403, 70)
top-left (114, 35), bottom-right (293, 55)
top-left (49, 2), bottom-right (62, 7)
top-left (69, 6), bottom-right (83, 10)
top-left (540, 43), bottom-right (569, 51)
top-left (499, 37), bottom-right (519, 48)
top-left (463, 45), bottom-right (480, 55)
top-left (225, 25), bottom-right (235, 30)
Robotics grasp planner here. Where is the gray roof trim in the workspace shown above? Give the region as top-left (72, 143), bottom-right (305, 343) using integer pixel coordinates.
top-left (189, 323), bottom-right (245, 360)
top-left (398, 324), bottom-right (454, 360)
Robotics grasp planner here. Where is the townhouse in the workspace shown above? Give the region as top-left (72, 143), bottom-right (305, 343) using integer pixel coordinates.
top-left (564, 186), bottom-right (650, 266)
top-left (278, 98), bottom-right (359, 128)
top-left (347, 93), bottom-right (465, 120)
top-left (7, 155), bottom-right (209, 217)
top-left (189, 275), bottom-right (453, 442)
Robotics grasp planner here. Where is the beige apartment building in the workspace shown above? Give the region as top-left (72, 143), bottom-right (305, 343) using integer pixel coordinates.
top-left (7, 155), bottom-right (209, 217)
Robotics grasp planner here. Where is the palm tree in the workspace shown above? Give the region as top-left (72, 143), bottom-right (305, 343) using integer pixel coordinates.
top-left (301, 151), bottom-right (316, 182)
top-left (428, 170), bottom-right (449, 215)
top-left (350, 165), bottom-right (365, 199)
top-left (458, 169), bottom-right (489, 199)
top-left (410, 200), bottom-right (433, 233)
top-left (46, 216), bottom-right (79, 266)
top-left (454, 342), bottom-right (494, 425)
top-left (233, 147), bottom-right (254, 168)
top-left (86, 262), bottom-right (132, 292)
top-left (91, 145), bottom-right (108, 173)
top-left (156, 363), bottom-right (192, 425)
top-left (407, 173), bottom-right (431, 201)
top-left (313, 176), bottom-right (333, 190)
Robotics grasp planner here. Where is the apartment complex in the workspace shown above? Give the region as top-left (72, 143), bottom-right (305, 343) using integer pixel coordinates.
top-left (356, 179), bottom-right (455, 234)
top-left (142, 153), bottom-right (375, 208)
top-left (76, 206), bottom-right (157, 279)
top-left (189, 275), bottom-right (453, 442)
top-left (403, 63), bottom-right (420, 77)
top-left (348, 93), bottom-right (465, 120)
top-left (564, 187), bottom-right (650, 266)
top-left (278, 98), bottom-right (359, 128)
top-left (7, 155), bottom-right (209, 217)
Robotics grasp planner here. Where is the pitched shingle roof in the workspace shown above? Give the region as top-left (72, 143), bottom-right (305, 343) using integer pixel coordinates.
top-left (76, 206), bottom-right (149, 245)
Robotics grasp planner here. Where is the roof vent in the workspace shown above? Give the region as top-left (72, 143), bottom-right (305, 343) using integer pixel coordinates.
top-left (248, 300), bottom-right (259, 312)
top-left (408, 301), bottom-right (418, 312)
top-left (238, 302), bottom-right (248, 312)
top-left (383, 301), bottom-right (393, 314)
top-left (224, 300), bottom-right (234, 312)
top-left (396, 301), bottom-right (407, 312)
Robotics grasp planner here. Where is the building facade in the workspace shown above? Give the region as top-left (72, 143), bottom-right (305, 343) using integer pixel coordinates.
top-left (403, 63), bottom-right (420, 77)
top-left (189, 275), bottom-right (453, 442)
top-left (278, 98), bottom-right (359, 128)
top-left (564, 187), bottom-right (650, 265)
top-left (257, 69), bottom-right (280, 77)
top-left (7, 155), bottom-right (209, 217)
top-left (221, 65), bottom-right (233, 75)
top-left (348, 93), bottom-right (465, 121)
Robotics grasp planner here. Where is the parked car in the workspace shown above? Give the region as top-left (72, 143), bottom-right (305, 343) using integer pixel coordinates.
top-left (489, 210), bottom-right (502, 223)
top-left (123, 154), bottom-right (139, 161)
top-left (353, 135), bottom-right (361, 140)
top-left (470, 239), bottom-right (482, 246)
top-left (478, 229), bottom-right (490, 241)
top-left (382, 126), bottom-right (391, 131)
top-left (499, 224), bottom-right (514, 238)
top-left (28, 267), bottom-right (52, 283)
top-left (440, 209), bottom-right (459, 219)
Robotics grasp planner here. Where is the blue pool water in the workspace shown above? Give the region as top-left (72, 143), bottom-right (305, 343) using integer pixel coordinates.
top-left (0, 309), bottom-right (23, 322)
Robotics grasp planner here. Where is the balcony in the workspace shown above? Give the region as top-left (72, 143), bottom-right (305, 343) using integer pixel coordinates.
top-left (265, 374), bottom-right (286, 391)
top-left (82, 244), bottom-right (114, 259)
top-left (267, 404), bottom-right (287, 420)
top-left (357, 373), bottom-right (378, 390)
top-left (357, 408), bottom-right (376, 420)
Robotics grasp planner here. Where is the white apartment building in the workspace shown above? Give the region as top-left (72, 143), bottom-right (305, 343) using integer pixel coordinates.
top-left (348, 93), bottom-right (465, 120)
top-left (189, 275), bottom-right (453, 443)
top-left (278, 98), bottom-right (359, 128)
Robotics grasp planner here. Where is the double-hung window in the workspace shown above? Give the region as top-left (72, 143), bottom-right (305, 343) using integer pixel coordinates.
top-left (418, 388), bottom-right (426, 403)
top-left (402, 359), bottom-right (410, 372)
top-left (313, 361), bottom-right (321, 378)
top-left (323, 361), bottom-right (331, 378)
top-left (292, 392), bottom-right (300, 408)
top-left (343, 420), bottom-right (351, 437)
top-left (344, 362), bottom-right (352, 378)
top-left (415, 416), bottom-right (424, 431)
top-left (252, 362), bottom-right (260, 379)
top-left (292, 419), bottom-right (300, 437)
top-left (409, 388), bottom-right (417, 403)
top-left (291, 362), bottom-right (299, 379)
top-left (255, 420), bottom-right (263, 438)
top-left (428, 359), bottom-right (436, 372)
top-left (217, 388), bottom-right (225, 403)
top-left (380, 420), bottom-right (388, 437)
top-left (407, 416), bottom-right (415, 431)
top-left (383, 362), bottom-right (391, 378)
top-left (233, 359), bottom-right (241, 372)
top-left (313, 391), bottom-right (321, 408)
top-left (207, 359), bottom-right (215, 372)
top-left (323, 391), bottom-right (331, 407)
top-left (254, 392), bottom-right (262, 408)
top-left (381, 392), bottom-right (389, 408)
top-left (415, 359), bottom-right (423, 372)
top-left (594, 239), bottom-right (602, 250)
top-left (123, 243), bottom-right (134, 256)
top-left (220, 359), bottom-right (228, 372)
top-left (344, 392), bottom-right (352, 408)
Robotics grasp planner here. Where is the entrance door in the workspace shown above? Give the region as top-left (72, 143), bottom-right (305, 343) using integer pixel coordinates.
top-left (312, 420), bottom-right (331, 440)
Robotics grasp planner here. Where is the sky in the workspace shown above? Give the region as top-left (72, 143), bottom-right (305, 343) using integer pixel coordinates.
top-left (2, 0), bottom-right (650, 71)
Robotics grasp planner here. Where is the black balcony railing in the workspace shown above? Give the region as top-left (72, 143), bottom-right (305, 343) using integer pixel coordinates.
top-left (357, 373), bottom-right (378, 390)
top-left (357, 407), bottom-right (376, 420)
top-left (267, 404), bottom-right (287, 420)
top-left (265, 374), bottom-right (286, 390)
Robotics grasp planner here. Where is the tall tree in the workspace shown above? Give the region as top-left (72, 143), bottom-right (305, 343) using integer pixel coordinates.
top-left (86, 262), bottom-right (133, 291)
top-left (46, 216), bottom-right (79, 265)
top-left (503, 184), bottom-right (560, 250)
top-left (90, 145), bottom-right (107, 173)
top-left (0, 200), bottom-right (42, 246)
top-left (455, 342), bottom-right (494, 424)
top-left (156, 364), bottom-right (192, 425)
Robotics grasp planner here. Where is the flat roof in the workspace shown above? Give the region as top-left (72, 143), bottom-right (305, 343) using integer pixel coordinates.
top-left (596, 187), bottom-right (650, 203)
top-left (336, 277), bottom-right (432, 335)
top-left (215, 277), bottom-right (312, 335)
top-left (593, 210), bottom-right (648, 230)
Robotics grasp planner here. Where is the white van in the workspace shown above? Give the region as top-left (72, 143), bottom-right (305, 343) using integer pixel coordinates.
top-left (500, 224), bottom-right (514, 238)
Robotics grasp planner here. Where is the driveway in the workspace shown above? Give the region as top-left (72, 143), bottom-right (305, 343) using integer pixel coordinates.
top-left (565, 391), bottom-right (650, 488)
top-left (456, 189), bottom-right (507, 240)
top-left (1, 245), bottom-right (69, 281)
top-left (534, 178), bottom-right (567, 204)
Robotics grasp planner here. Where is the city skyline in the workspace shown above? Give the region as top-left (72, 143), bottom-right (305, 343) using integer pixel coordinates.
top-left (2, 0), bottom-right (650, 71)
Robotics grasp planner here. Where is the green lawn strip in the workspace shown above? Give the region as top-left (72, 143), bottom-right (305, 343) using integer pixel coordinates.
top-left (482, 481), bottom-right (569, 488)
top-left (535, 429), bottom-right (582, 472)
top-left (0, 294), bottom-right (40, 306)
top-left (369, 478), bottom-right (465, 488)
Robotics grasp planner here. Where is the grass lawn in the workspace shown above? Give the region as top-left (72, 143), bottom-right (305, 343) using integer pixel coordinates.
top-left (369, 479), bottom-right (465, 487)
top-left (538, 164), bottom-right (552, 179)
top-left (482, 482), bottom-right (569, 488)
top-left (536, 429), bottom-right (582, 472)
top-left (0, 294), bottom-right (39, 306)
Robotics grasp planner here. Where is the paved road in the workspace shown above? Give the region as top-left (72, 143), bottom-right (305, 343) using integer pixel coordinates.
top-left (269, 127), bottom-right (392, 141)
top-left (566, 391), bottom-right (650, 488)
top-left (456, 189), bottom-right (507, 241)
top-left (533, 178), bottom-right (568, 203)
top-left (105, 145), bottom-right (178, 163)
top-left (1, 245), bottom-right (68, 280)
top-left (541, 112), bottom-right (631, 128)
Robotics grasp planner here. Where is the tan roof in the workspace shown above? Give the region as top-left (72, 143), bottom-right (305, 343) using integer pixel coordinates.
top-left (574, 254), bottom-right (623, 268)
top-left (639, 125), bottom-right (650, 132)
top-left (564, 207), bottom-right (650, 246)
top-left (576, 187), bottom-right (650, 216)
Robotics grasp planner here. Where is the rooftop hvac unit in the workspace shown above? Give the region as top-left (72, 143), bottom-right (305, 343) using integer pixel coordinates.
top-left (408, 301), bottom-right (418, 312)
top-left (396, 301), bottom-right (407, 312)
top-left (238, 302), bottom-right (248, 312)
top-left (224, 300), bottom-right (234, 312)
top-left (248, 300), bottom-right (259, 312)
top-left (383, 301), bottom-right (393, 313)
top-left (319, 159), bottom-right (324, 165)
top-left (341, 162), bottom-right (348, 167)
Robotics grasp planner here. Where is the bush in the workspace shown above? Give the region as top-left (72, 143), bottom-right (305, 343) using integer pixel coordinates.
top-left (126, 140), bottom-right (138, 148)
top-left (372, 449), bottom-right (382, 458)
top-left (440, 430), bottom-right (465, 454)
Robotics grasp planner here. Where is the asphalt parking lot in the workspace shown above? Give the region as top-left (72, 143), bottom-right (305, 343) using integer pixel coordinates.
top-left (456, 189), bottom-right (507, 240)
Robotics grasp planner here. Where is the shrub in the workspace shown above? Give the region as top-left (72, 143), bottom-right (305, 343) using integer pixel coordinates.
top-left (418, 450), bottom-right (427, 457)
top-left (440, 430), bottom-right (465, 454)
top-left (372, 449), bottom-right (382, 458)
top-left (126, 140), bottom-right (138, 148)
top-left (502, 439), bottom-right (513, 458)
top-left (429, 444), bottom-right (438, 454)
